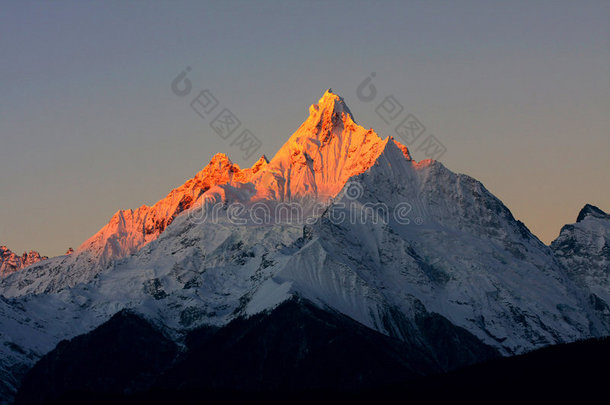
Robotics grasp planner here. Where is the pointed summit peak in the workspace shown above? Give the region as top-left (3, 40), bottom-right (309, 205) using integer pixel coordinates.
top-left (308, 88), bottom-right (354, 124)
top-left (576, 204), bottom-right (609, 222)
top-left (208, 153), bottom-right (233, 166)
top-left (250, 90), bottom-right (402, 201)
top-left (190, 153), bottom-right (241, 183)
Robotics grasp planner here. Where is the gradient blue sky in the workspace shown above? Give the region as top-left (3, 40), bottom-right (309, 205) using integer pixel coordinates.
top-left (1, 0), bottom-right (609, 256)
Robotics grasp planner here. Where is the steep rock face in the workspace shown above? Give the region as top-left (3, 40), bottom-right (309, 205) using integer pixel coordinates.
top-left (551, 204), bottom-right (610, 327)
top-left (0, 247), bottom-right (47, 277)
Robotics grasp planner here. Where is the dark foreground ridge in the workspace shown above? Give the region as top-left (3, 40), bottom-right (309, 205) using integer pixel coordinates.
top-left (15, 297), bottom-right (610, 403)
top-left (16, 298), bottom-right (499, 404)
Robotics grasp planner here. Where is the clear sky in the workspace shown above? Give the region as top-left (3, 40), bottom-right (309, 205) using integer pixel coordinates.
top-left (1, 0), bottom-right (609, 256)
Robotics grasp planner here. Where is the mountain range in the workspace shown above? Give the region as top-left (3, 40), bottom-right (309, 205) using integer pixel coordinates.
top-left (1, 90), bottom-right (608, 403)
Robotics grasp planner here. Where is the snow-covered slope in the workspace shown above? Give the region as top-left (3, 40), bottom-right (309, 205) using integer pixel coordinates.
top-left (551, 204), bottom-right (610, 327)
top-left (0, 89), bottom-right (608, 401)
top-left (267, 141), bottom-right (600, 354)
top-left (0, 247), bottom-right (47, 277)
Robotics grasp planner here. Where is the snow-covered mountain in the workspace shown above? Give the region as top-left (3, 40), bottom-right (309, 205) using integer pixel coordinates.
top-left (0, 89), bottom-right (608, 402)
top-left (551, 204), bottom-right (610, 327)
top-left (0, 247), bottom-right (47, 277)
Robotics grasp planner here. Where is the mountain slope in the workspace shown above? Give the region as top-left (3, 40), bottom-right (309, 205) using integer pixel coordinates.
top-left (261, 139), bottom-right (599, 354)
